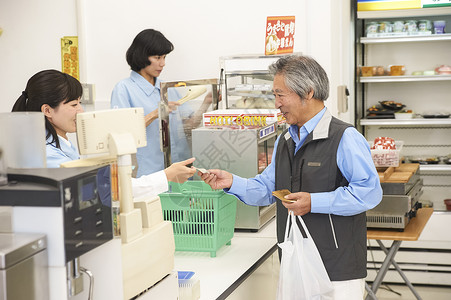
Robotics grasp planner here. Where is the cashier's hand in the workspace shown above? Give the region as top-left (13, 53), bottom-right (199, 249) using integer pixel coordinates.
top-left (168, 101), bottom-right (181, 112)
top-left (282, 192), bottom-right (312, 216)
top-left (164, 157), bottom-right (197, 183)
top-left (199, 169), bottom-right (233, 190)
top-left (144, 102), bottom-right (180, 127)
top-left (201, 91), bottom-right (222, 108)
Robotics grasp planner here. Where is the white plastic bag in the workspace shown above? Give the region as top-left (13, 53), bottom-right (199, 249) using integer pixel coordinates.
top-left (277, 212), bottom-right (334, 300)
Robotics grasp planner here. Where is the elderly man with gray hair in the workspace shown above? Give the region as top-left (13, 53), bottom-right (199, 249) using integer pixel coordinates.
top-left (199, 55), bottom-right (382, 299)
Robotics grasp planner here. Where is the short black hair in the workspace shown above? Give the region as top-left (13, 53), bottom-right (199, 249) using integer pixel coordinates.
top-left (126, 29), bottom-right (174, 72)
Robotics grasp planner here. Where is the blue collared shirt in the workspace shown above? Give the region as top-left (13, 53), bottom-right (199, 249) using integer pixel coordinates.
top-left (46, 134), bottom-right (80, 168)
top-left (111, 71), bottom-right (193, 177)
top-left (228, 107), bottom-right (382, 216)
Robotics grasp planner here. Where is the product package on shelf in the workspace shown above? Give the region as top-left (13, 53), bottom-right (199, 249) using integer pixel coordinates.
top-left (369, 137), bottom-right (404, 167)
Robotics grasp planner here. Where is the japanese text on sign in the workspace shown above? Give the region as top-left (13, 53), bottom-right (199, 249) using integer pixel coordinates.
top-left (61, 36), bottom-right (79, 80)
top-left (265, 16), bottom-right (295, 55)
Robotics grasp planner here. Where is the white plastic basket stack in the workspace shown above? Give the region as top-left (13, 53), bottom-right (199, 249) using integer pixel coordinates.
top-left (178, 271), bottom-right (200, 300)
top-left (368, 140), bottom-right (404, 167)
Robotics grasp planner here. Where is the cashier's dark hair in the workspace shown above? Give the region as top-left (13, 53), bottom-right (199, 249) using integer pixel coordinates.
top-left (11, 69), bottom-right (83, 149)
top-left (126, 29), bottom-right (174, 72)
top-left (269, 55), bottom-right (329, 101)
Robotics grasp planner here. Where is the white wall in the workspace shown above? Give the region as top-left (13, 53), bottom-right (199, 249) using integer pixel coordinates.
top-left (78, 0), bottom-right (309, 108)
top-left (0, 0), bottom-right (78, 113)
top-left (0, 0), bottom-right (353, 122)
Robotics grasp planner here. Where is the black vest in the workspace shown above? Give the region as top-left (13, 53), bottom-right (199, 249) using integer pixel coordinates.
top-left (275, 111), bottom-right (367, 281)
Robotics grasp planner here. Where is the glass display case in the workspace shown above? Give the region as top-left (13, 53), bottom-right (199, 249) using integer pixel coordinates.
top-left (191, 123), bottom-right (277, 231)
top-left (220, 54), bottom-right (301, 110)
top-left (159, 79), bottom-right (219, 168)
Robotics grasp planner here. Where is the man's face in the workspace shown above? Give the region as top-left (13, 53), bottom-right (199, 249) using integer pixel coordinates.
top-left (273, 74), bottom-right (306, 127)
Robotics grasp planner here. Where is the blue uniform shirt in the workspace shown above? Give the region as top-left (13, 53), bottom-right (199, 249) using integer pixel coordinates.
top-left (228, 107), bottom-right (382, 216)
top-left (111, 71), bottom-right (192, 177)
top-left (46, 134), bottom-right (79, 168)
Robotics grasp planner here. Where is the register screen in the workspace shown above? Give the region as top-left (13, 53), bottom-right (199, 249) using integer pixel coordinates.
top-left (78, 175), bottom-right (99, 210)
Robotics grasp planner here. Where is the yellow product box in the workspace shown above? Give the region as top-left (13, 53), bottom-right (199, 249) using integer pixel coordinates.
top-left (357, 0), bottom-right (421, 11)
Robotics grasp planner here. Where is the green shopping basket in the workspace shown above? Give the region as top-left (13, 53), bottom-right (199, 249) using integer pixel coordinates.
top-left (159, 181), bottom-right (237, 257)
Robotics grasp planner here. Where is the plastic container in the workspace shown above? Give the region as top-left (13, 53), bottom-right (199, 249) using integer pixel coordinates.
top-left (369, 140), bottom-right (404, 167)
top-left (159, 181), bottom-right (237, 257)
top-left (178, 271), bottom-right (200, 300)
top-left (379, 21), bottom-right (393, 33)
top-left (418, 20), bottom-right (432, 32)
top-left (361, 66), bottom-right (376, 77)
top-left (395, 112), bottom-right (413, 119)
top-left (393, 21), bottom-right (405, 33)
top-left (406, 20), bottom-right (418, 33)
top-left (444, 199), bottom-right (451, 211)
top-left (366, 22), bottom-right (379, 36)
top-left (433, 20), bottom-right (446, 34)
top-left (389, 65), bottom-right (406, 76)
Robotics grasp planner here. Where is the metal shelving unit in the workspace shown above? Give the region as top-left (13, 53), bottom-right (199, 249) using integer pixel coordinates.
top-left (356, 6), bottom-right (451, 207)
top-left (356, 5), bottom-right (451, 287)
top-left (420, 164), bottom-right (451, 172)
top-left (360, 33), bottom-right (451, 43)
top-left (355, 4), bottom-right (451, 287)
top-left (360, 118), bottom-right (451, 126)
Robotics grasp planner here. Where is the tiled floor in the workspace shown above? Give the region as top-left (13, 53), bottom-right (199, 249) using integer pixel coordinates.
top-left (370, 284), bottom-right (451, 300)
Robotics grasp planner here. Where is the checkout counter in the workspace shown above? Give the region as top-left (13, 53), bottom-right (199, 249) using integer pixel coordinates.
top-left (0, 110), bottom-right (175, 300)
top-left (174, 217), bottom-right (278, 300)
top-left (0, 108), bottom-right (280, 300)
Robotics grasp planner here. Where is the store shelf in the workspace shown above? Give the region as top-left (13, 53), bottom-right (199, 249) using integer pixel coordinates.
top-left (359, 75), bottom-right (451, 83)
top-left (227, 91), bottom-right (274, 99)
top-left (225, 71), bottom-right (272, 76)
top-left (360, 34), bottom-right (451, 44)
top-left (357, 7), bottom-right (451, 19)
top-left (420, 164), bottom-right (451, 172)
top-left (360, 118), bottom-right (451, 126)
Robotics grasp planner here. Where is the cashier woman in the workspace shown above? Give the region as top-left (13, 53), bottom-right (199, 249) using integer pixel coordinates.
top-left (11, 69), bottom-right (196, 197)
top-left (111, 29), bottom-right (214, 177)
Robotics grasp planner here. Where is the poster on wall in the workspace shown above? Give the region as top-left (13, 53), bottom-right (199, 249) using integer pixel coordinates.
top-left (265, 16), bottom-right (295, 56)
top-left (61, 36), bottom-right (79, 80)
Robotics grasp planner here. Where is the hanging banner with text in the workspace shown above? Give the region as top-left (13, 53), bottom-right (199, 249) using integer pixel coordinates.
top-left (61, 36), bottom-right (79, 80)
top-left (265, 16), bottom-right (295, 56)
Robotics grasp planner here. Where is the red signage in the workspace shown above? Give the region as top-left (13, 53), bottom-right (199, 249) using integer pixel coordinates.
top-left (265, 16), bottom-right (296, 55)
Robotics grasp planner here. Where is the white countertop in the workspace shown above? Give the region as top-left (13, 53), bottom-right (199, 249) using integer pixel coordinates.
top-left (174, 217), bottom-right (277, 300)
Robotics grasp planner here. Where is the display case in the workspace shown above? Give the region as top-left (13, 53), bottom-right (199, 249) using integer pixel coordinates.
top-left (355, 7), bottom-right (451, 211)
top-left (355, 4), bottom-right (451, 286)
top-left (159, 79), bottom-right (219, 168)
top-left (192, 122), bottom-right (277, 231)
top-left (220, 54), bottom-right (300, 110)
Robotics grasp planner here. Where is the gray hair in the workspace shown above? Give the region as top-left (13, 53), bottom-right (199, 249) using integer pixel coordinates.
top-left (269, 55), bottom-right (329, 101)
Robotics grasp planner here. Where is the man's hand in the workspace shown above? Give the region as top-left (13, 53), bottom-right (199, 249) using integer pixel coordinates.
top-left (281, 191), bottom-right (312, 216)
top-left (198, 169), bottom-right (233, 190)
